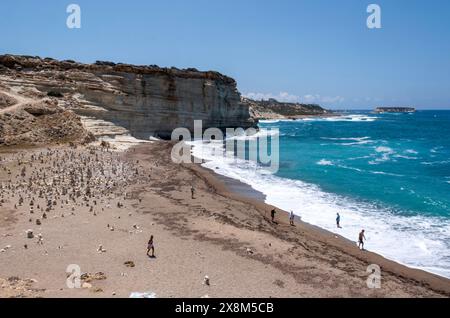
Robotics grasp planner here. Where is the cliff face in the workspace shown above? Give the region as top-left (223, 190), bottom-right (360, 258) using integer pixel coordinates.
top-left (0, 55), bottom-right (255, 141)
top-left (243, 97), bottom-right (331, 120)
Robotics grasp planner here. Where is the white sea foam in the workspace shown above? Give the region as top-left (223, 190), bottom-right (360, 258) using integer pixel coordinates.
top-left (258, 119), bottom-right (282, 124)
top-left (348, 155), bottom-right (372, 161)
top-left (393, 149), bottom-right (419, 160)
top-left (323, 162), bottom-right (405, 177)
top-left (394, 155), bottom-right (419, 160)
top-left (375, 146), bottom-right (393, 153)
top-left (369, 146), bottom-right (396, 164)
top-left (321, 137), bottom-right (371, 141)
top-left (317, 159), bottom-right (333, 166)
top-left (299, 115), bottom-right (378, 122)
top-left (405, 149), bottom-right (419, 155)
top-left (227, 129), bottom-right (279, 141)
top-left (336, 165), bottom-right (363, 172)
top-left (430, 147), bottom-right (443, 153)
top-left (421, 160), bottom-right (450, 166)
top-left (320, 136), bottom-right (375, 146)
top-left (191, 140), bottom-right (450, 278)
top-left (370, 171), bottom-right (405, 177)
top-left (342, 140), bottom-right (375, 146)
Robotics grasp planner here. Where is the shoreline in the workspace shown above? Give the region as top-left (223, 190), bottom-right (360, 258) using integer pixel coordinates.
top-left (0, 141), bottom-right (449, 298)
top-left (186, 152), bottom-right (450, 295)
top-left (205, 112), bottom-right (450, 280)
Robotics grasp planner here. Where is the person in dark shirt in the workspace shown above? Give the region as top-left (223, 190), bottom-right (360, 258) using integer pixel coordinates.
top-left (271, 209), bottom-right (276, 223)
top-left (358, 230), bottom-right (366, 250)
top-left (191, 186), bottom-right (195, 199)
top-left (336, 213), bottom-right (342, 228)
top-left (147, 235), bottom-right (155, 258)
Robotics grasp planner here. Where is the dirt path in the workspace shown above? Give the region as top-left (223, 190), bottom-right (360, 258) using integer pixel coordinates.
top-left (0, 89), bottom-right (38, 114)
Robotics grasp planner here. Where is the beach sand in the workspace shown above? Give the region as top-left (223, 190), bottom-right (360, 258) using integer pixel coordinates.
top-left (0, 141), bottom-right (449, 298)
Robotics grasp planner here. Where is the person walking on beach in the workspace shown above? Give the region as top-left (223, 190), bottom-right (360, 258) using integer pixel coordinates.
top-left (191, 185), bottom-right (195, 199)
top-left (147, 235), bottom-right (155, 258)
top-left (358, 230), bottom-right (366, 250)
top-left (271, 209), bottom-right (276, 223)
top-left (336, 213), bottom-right (342, 228)
top-left (289, 210), bottom-right (295, 226)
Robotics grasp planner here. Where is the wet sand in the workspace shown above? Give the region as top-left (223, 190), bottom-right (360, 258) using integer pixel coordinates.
top-left (0, 142), bottom-right (449, 298)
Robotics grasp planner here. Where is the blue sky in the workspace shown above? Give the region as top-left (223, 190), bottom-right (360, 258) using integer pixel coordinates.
top-left (1, 0), bottom-right (450, 109)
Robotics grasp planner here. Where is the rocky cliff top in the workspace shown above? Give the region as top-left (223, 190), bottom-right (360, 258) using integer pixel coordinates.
top-left (0, 54), bottom-right (236, 85)
top-left (0, 54), bottom-right (254, 145)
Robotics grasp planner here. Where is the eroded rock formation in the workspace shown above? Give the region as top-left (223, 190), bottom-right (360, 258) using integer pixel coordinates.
top-left (0, 92), bottom-right (94, 147)
top-left (0, 55), bottom-right (255, 142)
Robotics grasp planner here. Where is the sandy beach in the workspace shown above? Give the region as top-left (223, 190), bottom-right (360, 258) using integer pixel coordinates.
top-left (0, 141), bottom-right (449, 298)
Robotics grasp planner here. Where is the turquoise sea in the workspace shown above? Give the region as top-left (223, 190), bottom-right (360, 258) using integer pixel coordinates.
top-left (192, 111), bottom-right (450, 278)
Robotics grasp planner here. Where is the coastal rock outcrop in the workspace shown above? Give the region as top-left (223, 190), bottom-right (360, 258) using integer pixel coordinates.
top-left (243, 97), bottom-right (331, 120)
top-left (0, 55), bottom-right (255, 142)
top-left (374, 107), bottom-right (416, 113)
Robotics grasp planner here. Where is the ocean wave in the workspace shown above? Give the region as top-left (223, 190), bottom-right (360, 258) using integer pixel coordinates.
top-left (391, 149), bottom-right (420, 160)
top-left (317, 159), bottom-right (333, 166)
top-left (421, 160), bottom-right (450, 166)
top-left (321, 137), bottom-right (371, 141)
top-left (325, 164), bottom-right (405, 177)
top-left (259, 119), bottom-right (282, 124)
top-left (300, 115), bottom-right (378, 122)
top-left (370, 171), bottom-right (405, 177)
top-left (226, 129), bottom-right (280, 141)
top-left (369, 146), bottom-right (396, 164)
top-left (430, 147), bottom-right (443, 153)
top-left (190, 141), bottom-right (450, 278)
top-left (321, 136), bottom-right (375, 146)
top-left (375, 146), bottom-right (394, 153)
top-left (336, 165), bottom-right (363, 172)
top-left (342, 140), bottom-right (375, 146)
top-left (347, 155), bottom-right (372, 161)
top-left (405, 149), bottom-right (419, 155)
top-left (394, 155), bottom-right (419, 160)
